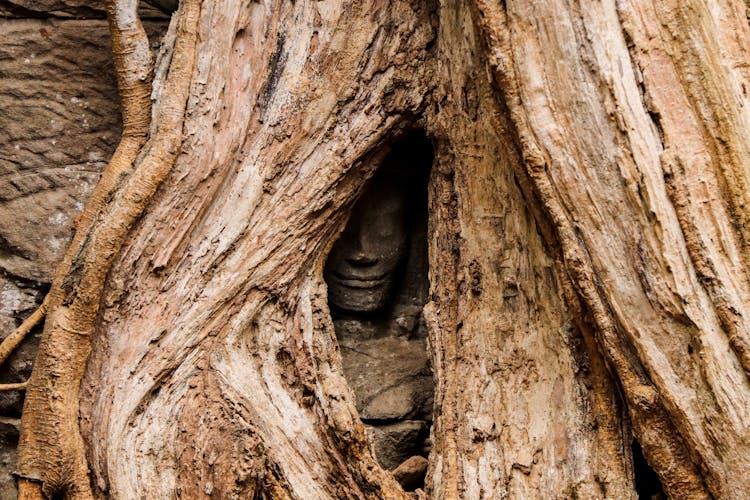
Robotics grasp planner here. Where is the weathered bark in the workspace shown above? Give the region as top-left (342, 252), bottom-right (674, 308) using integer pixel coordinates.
top-left (474, 1), bottom-right (750, 497)
top-left (12, 0), bottom-right (750, 498)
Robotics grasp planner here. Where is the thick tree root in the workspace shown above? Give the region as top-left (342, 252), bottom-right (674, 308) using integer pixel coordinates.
top-left (470, 3), bottom-right (712, 496)
top-left (13, 0), bottom-right (158, 497)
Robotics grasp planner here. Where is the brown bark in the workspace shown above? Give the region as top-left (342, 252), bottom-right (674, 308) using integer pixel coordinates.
top-left (474, 0), bottom-right (750, 497)
top-left (13, 0), bottom-right (750, 498)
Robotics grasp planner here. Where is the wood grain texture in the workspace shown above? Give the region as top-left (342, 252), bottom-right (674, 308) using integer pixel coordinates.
top-left (79, 0), bottom-right (435, 497)
top-left (422, 2), bottom-right (633, 497)
top-left (474, 0), bottom-right (750, 497)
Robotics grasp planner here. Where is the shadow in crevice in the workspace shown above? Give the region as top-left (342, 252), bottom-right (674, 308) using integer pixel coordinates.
top-left (324, 130), bottom-right (433, 491)
top-left (633, 439), bottom-right (666, 500)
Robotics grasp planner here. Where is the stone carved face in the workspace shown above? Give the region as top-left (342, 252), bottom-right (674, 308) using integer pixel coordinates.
top-left (325, 171), bottom-right (408, 312)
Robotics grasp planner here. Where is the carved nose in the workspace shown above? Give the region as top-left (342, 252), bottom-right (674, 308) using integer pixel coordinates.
top-left (346, 251), bottom-right (378, 266)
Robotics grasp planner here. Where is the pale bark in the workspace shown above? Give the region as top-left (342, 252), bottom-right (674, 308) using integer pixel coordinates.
top-left (473, 0), bottom-right (750, 497)
top-left (80, 0), bottom-right (434, 497)
top-left (421, 3), bottom-right (633, 497)
top-left (14, 0), bottom-right (750, 498)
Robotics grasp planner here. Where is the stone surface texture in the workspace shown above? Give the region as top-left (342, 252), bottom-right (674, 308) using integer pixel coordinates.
top-left (0, 0), bottom-right (170, 19)
top-left (392, 455), bottom-right (429, 491)
top-left (0, 10), bottom-right (167, 497)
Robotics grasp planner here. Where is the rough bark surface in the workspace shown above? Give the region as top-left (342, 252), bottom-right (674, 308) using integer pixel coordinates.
top-left (5, 0), bottom-right (750, 498)
top-left (473, 0), bottom-right (750, 497)
top-left (78, 0), bottom-right (436, 496)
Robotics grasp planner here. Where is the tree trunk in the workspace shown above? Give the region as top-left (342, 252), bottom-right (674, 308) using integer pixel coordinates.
top-left (13, 0), bottom-right (750, 498)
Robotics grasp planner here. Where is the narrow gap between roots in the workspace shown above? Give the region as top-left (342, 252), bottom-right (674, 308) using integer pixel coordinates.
top-left (324, 130), bottom-right (434, 492)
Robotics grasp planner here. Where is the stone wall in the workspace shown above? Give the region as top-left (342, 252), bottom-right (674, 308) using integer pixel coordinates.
top-left (0, 3), bottom-right (167, 496)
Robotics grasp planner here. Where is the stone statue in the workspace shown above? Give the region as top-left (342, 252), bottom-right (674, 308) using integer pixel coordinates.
top-left (325, 134), bottom-right (434, 490)
top-left (325, 170), bottom-right (408, 313)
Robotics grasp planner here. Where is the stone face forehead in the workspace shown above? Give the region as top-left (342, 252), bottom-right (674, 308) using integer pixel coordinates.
top-left (324, 132), bottom-right (431, 316)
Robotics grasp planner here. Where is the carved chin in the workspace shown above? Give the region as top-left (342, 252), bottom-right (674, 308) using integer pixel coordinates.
top-left (328, 280), bottom-right (394, 312)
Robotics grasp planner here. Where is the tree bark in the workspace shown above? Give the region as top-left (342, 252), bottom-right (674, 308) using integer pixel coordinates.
top-left (13, 0), bottom-right (750, 498)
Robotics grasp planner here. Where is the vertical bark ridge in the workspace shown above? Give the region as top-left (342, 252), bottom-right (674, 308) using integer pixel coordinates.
top-left (422, 155), bottom-right (462, 497)
top-left (423, 1), bottom-right (633, 497)
top-left (479, 1), bottom-right (747, 498)
top-left (616, 0), bottom-right (750, 383)
top-left (614, 1), bottom-right (750, 495)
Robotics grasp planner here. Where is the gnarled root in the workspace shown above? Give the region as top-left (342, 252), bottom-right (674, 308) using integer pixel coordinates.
top-left (13, 0), bottom-right (157, 497)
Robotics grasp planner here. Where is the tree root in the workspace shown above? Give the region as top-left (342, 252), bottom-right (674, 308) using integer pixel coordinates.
top-left (15, 0), bottom-right (202, 497)
top-left (0, 381), bottom-right (27, 391)
top-left (0, 295), bottom-right (49, 369)
top-left (14, 0), bottom-right (158, 497)
top-left (0, 295), bottom-right (48, 393)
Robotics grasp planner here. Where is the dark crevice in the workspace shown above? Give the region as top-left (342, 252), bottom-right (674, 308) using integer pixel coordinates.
top-left (325, 130), bottom-right (434, 492)
top-left (633, 439), bottom-right (666, 499)
top-left (256, 33), bottom-right (288, 120)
